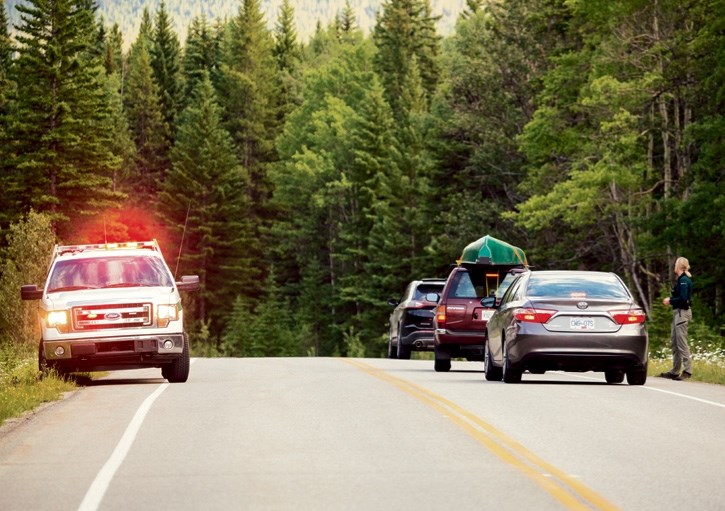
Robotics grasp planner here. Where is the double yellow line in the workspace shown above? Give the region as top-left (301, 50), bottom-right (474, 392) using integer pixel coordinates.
top-left (344, 359), bottom-right (619, 511)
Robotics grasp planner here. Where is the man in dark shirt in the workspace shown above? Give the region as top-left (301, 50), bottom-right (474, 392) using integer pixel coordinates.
top-left (659, 257), bottom-right (694, 380)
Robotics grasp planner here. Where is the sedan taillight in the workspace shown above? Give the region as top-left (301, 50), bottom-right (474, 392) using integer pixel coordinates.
top-left (610, 309), bottom-right (646, 324)
top-left (513, 308), bottom-right (556, 323)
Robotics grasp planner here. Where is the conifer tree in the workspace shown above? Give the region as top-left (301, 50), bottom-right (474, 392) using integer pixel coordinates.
top-left (0, 3), bottom-right (17, 229)
top-left (151, 1), bottom-right (182, 133)
top-left (217, 0), bottom-right (281, 300)
top-left (124, 36), bottom-right (169, 202)
top-left (10, 0), bottom-right (123, 241)
top-left (373, 0), bottom-right (441, 120)
top-left (273, 0), bottom-right (302, 120)
top-left (182, 16), bottom-right (221, 108)
top-left (158, 73), bottom-right (254, 342)
top-left (103, 23), bottom-right (124, 77)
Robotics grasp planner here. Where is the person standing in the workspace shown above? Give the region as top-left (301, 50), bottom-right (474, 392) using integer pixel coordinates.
top-left (659, 257), bottom-right (694, 380)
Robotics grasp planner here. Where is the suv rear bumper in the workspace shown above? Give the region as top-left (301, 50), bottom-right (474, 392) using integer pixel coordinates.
top-left (400, 330), bottom-right (436, 350)
top-left (42, 334), bottom-right (184, 372)
top-left (434, 328), bottom-right (486, 346)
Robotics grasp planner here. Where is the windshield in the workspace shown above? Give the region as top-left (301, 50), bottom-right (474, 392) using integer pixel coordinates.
top-left (47, 255), bottom-right (174, 292)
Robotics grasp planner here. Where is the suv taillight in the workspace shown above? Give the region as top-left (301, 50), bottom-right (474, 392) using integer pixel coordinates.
top-left (435, 305), bottom-right (446, 327)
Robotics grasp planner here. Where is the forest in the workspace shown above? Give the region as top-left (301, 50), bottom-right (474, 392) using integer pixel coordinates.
top-left (0, 0), bottom-right (723, 360)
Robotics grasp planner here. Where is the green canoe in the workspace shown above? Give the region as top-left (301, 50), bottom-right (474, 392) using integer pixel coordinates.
top-left (458, 235), bottom-right (528, 266)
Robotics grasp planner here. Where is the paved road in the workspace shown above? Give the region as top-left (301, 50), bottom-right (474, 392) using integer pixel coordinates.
top-left (1, 357), bottom-right (724, 510)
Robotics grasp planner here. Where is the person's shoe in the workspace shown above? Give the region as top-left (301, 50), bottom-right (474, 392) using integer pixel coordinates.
top-left (680, 371), bottom-right (692, 380)
top-left (658, 372), bottom-right (677, 379)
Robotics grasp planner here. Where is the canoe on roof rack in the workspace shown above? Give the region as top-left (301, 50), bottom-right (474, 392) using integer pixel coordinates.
top-left (458, 235), bottom-right (528, 267)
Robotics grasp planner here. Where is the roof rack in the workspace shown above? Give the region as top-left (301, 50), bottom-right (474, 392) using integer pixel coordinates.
top-left (54, 240), bottom-right (160, 257)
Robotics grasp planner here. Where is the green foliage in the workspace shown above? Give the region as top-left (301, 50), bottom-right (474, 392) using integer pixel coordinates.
top-left (0, 351), bottom-right (76, 426)
top-left (125, 36), bottom-right (170, 201)
top-left (151, 1), bottom-right (183, 132)
top-left (10, 0), bottom-right (124, 241)
top-left (158, 73), bottom-right (253, 342)
top-left (0, 211), bottom-right (56, 349)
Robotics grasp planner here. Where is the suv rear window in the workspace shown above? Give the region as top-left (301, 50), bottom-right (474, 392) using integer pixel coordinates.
top-left (526, 274), bottom-right (629, 299)
top-left (414, 283), bottom-right (444, 299)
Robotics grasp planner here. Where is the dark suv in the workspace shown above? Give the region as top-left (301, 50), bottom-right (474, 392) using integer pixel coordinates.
top-left (387, 278), bottom-right (446, 359)
top-left (433, 266), bottom-right (525, 372)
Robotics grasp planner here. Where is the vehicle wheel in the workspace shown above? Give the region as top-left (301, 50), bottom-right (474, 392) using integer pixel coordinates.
top-left (38, 341), bottom-right (49, 379)
top-left (626, 362), bottom-right (647, 386)
top-left (387, 336), bottom-right (398, 359)
top-left (165, 334), bottom-right (190, 383)
top-left (605, 370), bottom-right (625, 384)
top-left (484, 343), bottom-right (502, 381)
top-left (434, 346), bottom-right (451, 372)
top-left (502, 341), bottom-right (522, 384)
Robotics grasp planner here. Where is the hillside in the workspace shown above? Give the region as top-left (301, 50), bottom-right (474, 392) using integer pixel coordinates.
top-left (5, 0), bottom-right (465, 49)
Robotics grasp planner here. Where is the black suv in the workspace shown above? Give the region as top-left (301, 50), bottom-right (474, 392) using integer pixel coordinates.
top-left (387, 278), bottom-right (446, 359)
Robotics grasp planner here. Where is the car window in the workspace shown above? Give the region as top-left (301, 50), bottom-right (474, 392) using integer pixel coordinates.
top-left (450, 272), bottom-right (486, 298)
top-left (500, 276), bottom-right (524, 305)
top-left (495, 273), bottom-right (519, 299)
top-left (526, 274), bottom-right (630, 299)
top-left (415, 283), bottom-right (443, 300)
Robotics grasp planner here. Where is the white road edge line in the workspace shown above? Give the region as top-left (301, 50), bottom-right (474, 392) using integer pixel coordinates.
top-left (567, 372), bottom-right (725, 409)
top-left (77, 359), bottom-right (197, 511)
top-left (77, 383), bottom-right (169, 511)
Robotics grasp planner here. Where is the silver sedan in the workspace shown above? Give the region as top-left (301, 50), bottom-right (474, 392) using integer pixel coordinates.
top-left (484, 270), bottom-right (648, 384)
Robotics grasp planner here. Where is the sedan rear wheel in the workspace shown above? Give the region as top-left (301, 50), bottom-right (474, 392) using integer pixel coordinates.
top-left (484, 343), bottom-right (502, 381)
top-left (626, 362), bottom-right (647, 385)
top-left (605, 370), bottom-right (625, 384)
top-left (502, 341), bottom-right (522, 384)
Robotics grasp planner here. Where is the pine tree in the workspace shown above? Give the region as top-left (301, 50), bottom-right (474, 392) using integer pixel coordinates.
top-left (217, 0), bottom-right (281, 301)
top-left (10, 0), bottom-right (123, 241)
top-left (182, 16), bottom-right (221, 108)
top-left (373, 0), bottom-right (441, 120)
top-left (273, 0), bottom-right (302, 121)
top-left (103, 23), bottom-right (124, 76)
top-left (0, 2), bottom-right (18, 230)
top-left (151, 1), bottom-right (182, 133)
top-left (124, 35), bottom-right (169, 202)
top-left (158, 73), bottom-right (254, 342)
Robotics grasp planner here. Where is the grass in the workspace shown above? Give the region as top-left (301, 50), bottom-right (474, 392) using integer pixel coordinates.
top-left (648, 338), bottom-right (725, 385)
top-left (0, 355), bottom-right (76, 426)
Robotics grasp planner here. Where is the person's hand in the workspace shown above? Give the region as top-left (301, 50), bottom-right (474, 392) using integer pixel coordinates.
top-left (663, 297), bottom-right (670, 306)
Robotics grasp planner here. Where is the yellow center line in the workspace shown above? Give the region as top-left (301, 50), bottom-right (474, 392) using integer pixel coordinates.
top-left (342, 359), bottom-right (620, 511)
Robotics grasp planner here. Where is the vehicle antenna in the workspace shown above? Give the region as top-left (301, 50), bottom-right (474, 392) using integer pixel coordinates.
top-left (174, 200), bottom-right (192, 279)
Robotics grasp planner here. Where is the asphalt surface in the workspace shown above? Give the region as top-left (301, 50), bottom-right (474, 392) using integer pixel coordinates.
top-left (1, 357), bottom-right (724, 510)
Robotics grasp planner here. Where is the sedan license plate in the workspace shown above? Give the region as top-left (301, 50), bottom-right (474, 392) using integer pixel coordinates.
top-left (570, 317), bottom-right (595, 330)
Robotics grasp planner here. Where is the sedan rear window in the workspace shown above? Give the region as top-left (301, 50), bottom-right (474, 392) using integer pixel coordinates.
top-left (526, 274), bottom-right (630, 299)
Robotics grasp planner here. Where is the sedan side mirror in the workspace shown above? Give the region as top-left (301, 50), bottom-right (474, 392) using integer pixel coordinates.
top-left (480, 296), bottom-right (496, 308)
top-left (387, 298), bottom-right (399, 307)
